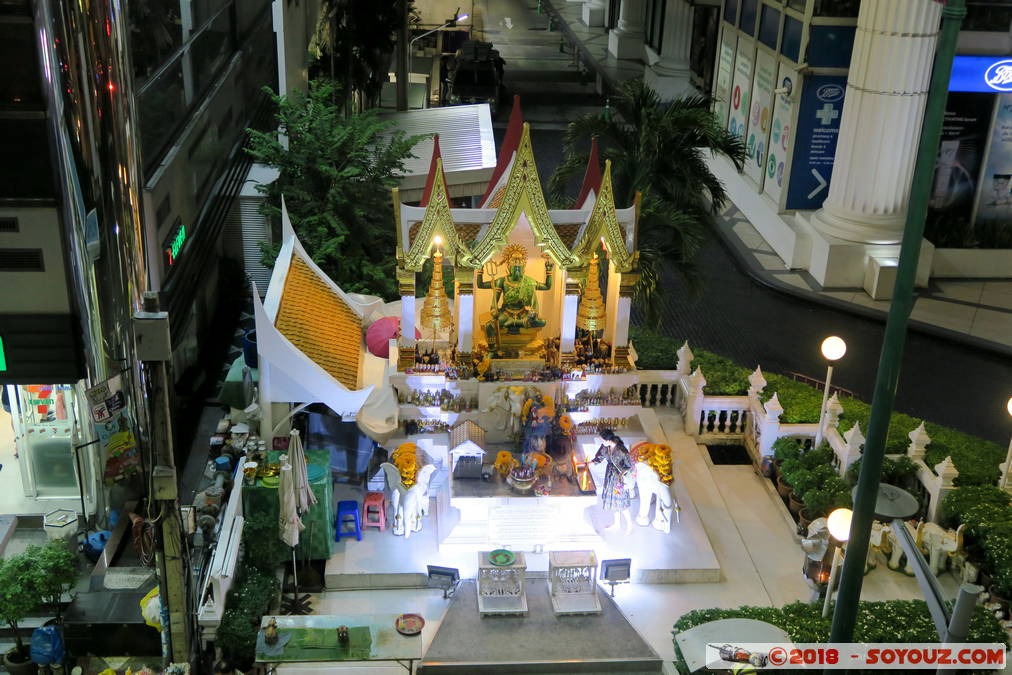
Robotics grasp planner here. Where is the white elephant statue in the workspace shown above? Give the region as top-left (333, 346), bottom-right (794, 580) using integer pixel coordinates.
top-left (883, 520), bottom-right (920, 575)
top-left (380, 463), bottom-right (436, 538)
top-left (918, 522), bottom-right (965, 577)
top-left (866, 520), bottom-right (890, 572)
top-left (633, 462), bottom-right (678, 533)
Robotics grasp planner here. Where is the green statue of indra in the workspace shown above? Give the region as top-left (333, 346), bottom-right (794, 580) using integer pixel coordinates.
top-left (477, 244), bottom-right (554, 346)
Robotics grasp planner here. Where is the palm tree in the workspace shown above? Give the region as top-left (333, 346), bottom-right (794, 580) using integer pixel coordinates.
top-left (549, 79), bottom-right (746, 327)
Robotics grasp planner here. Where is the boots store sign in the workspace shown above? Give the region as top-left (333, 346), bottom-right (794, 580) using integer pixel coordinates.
top-left (950, 56), bottom-right (1012, 92)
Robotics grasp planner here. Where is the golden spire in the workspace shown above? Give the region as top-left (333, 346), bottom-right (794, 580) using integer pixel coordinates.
top-left (421, 244), bottom-right (453, 333)
top-left (577, 252), bottom-right (606, 333)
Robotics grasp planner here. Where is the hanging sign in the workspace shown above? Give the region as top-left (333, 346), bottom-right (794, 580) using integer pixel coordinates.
top-left (86, 375), bottom-right (140, 483)
top-left (785, 75), bottom-right (847, 210)
top-left (950, 56), bottom-right (1012, 93)
top-left (764, 62), bottom-right (798, 204)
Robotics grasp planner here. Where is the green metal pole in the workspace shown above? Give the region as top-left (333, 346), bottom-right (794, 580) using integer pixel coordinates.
top-left (828, 0), bottom-right (966, 646)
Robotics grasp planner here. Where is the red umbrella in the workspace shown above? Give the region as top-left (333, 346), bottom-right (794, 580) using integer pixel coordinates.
top-left (366, 316), bottom-right (420, 358)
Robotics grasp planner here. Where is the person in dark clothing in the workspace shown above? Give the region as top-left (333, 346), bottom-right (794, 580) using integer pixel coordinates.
top-left (592, 429), bottom-right (634, 533)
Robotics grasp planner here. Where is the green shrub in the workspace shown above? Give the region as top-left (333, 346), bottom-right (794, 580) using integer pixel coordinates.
top-left (762, 374), bottom-right (825, 423)
top-left (801, 445), bottom-right (834, 471)
top-left (786, 468), bottom-right (816, 497)
top-left (629, 326), bottom-right (682, 370)
top-left (772, 436), bottom-right (804, 462)
top-left (983, 522), bottom-right (1012, 598)
top-left (939, 485), bottom-right (1012, 529)
top-left (692, 350), bottom-right (751, 395)
top-left (846, 455), bottom-right (920, 490)
top-left (242, 510), bottom-right (289, 573)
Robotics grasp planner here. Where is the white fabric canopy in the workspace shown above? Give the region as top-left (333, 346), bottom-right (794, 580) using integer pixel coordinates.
top-left (278, 460), bottom-right (304, 548)
top-left (288, 429), bottom-right (317, 514)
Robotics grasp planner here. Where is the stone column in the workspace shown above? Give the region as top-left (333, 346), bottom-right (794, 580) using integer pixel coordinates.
top-left (644, 0), bottom-right (694, 100)
top-left (811, 0), bottom-right (942, 245)
top-left (398, 268), bottom-right (416, 370)
top-left (455, 270), bottom-right (474, 354)
top-left (608, 0), bottom-right (647, 60)
top-left (582, 0), bottom-right (606, 27)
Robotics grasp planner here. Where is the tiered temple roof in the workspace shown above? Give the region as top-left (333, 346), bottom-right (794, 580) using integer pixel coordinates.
top-left (394, 96), bottom-right (639, 273)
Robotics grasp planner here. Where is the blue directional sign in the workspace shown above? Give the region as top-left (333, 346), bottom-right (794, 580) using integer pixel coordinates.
top-left (785, 75), bottom-right (848, 211)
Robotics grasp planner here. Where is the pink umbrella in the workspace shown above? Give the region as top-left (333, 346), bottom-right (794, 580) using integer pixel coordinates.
top-left (366, 316), bottom-right (420, 358)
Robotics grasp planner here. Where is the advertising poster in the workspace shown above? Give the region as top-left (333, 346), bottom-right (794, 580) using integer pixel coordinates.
top-left (972, 92), bottom-right (1012, 247)
top-left (713, 32), bottom-right (737, 128)
top-left (923, 92), bottom-right (994, 246)
top-left (764, 62), bottom-right (799, 204)
top-left (785, 75), bottom-right (847, 210)
top-left (744, 50), bottom-right (776, 185)
top-left (727, 41), bottom-right (755, 141)
top-left (86, 375), bottom-right (141, 483)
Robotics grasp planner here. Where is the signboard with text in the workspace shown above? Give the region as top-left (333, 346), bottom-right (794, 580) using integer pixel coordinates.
top-left (786, 75), bottom-right (847, 210)
top-left (727, 41), bottom-right (755, 141)
top-left (744, 50), bottom-right (776, 185)
top-left (713, 31), bottom-right (737, 128)
top-left (86, 375), bottom-right (141, 483)
top-left (764, 62), bottom-right (799, 205)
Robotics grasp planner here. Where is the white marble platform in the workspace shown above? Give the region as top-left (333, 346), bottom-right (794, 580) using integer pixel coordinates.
top-left (325, 409), bottom-right (720, 589)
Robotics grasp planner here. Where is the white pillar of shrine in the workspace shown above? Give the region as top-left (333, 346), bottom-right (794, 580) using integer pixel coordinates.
top-left (455, 272), bottom-right (474, 353)
top-left (398, 269), bottom-right (416, 368)
top-left (561, 278), bottom-right (581, 353)
top-left (608, 0), bottom-right (646, 60)
top-left (644, 0), bottom-right (694, 100)
top-left (604, 265), bottom-right (621, 351)
top-left (582, 0), bottom-right (606, 27)
top-left (806, 0), bottom-right (941, 286)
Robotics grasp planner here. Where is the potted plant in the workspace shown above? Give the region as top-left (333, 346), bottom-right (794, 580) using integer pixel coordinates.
top-left (0, 553), bottom-right (41, 674)
top-left (777, 458), bottom-right (802, 499)
top-left (787, 468), bottom-right (815, 517)
top-left (28, 540), bottom-right (79, 623)
top-left (772, 437), bottom-right (803, 480)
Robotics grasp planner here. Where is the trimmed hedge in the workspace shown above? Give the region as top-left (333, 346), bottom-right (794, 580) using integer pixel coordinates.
top-left (940, 487), bottom-right (1012, 597)
top-left (630, 327), bottom-right (1004, 487)
top-left (673, 601), bottom-right (1008, 674)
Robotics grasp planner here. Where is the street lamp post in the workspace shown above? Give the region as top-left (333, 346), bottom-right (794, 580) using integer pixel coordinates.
top-left (822, 507), bottom-right (852, 618)
top-left (828, 0), bottom-right (966, 647)
top-left (815, 336), bottom-right (846, 447)
top-left (407, 14), bottom-right (470, 95)
top-left (1000, 396), bottom-right (1012, 491)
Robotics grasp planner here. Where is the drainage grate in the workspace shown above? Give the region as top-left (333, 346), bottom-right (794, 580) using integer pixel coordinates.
top-left (706, 444), bottom-right (752, 465)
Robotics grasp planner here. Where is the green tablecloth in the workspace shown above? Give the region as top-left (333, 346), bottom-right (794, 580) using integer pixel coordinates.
top-left (242, 448), bottom-right (334, 560)
top-left (219, 355), bottom-right (258, 410)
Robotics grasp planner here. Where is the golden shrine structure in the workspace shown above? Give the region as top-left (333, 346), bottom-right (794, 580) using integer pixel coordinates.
top-left (392, 97), bottom-right (640, 375)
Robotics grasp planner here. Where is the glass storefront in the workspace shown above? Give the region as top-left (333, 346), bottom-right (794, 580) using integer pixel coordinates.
top-left (5, 384), bottom-right (81, 498)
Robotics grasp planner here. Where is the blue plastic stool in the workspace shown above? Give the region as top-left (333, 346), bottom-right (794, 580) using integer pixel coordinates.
top-left (335, 500), bottom-right (362, 542)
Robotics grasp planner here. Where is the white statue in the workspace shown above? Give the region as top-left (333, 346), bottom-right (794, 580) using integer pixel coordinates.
top-left (917, 521), bottom-right (966, 577)
top-left (379, 463), bottom-right (436, 537)
top-left (633, 461), bottom-right (678, 533)
top-left (880, 520), bottom-right (920, 575)
top-left (866, 520), bottom-right (890, 572)
top-left (482, 385), bottom-right (537, 437)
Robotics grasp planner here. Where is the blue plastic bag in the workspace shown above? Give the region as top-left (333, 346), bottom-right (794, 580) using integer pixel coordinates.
top-left (30, 625), bottom-right (64, 664)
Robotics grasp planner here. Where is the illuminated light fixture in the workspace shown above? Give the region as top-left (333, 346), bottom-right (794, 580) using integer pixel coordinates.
top-left (820, 336), bottom-right (847, 361)
top-left (827, 507), bottom-right (853, 542)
